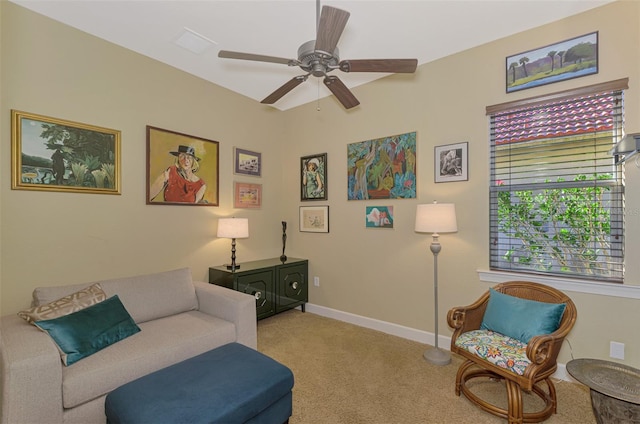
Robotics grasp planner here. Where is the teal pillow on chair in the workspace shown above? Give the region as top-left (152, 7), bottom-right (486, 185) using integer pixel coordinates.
top-left (480, 288), bottom-right (566, 344)
top-left (35, 295), bottom-right (140, 366)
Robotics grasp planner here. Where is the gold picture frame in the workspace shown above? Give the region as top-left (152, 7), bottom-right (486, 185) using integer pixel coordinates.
top-left (147, 126), bottom-right (219, 206)
top-left (11, 110), bottom-right (121, 194)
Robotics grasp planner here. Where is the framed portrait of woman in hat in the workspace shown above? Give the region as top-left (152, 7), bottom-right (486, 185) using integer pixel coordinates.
top-left (300, 153), bottom-right (327, 201)
top-left (146, 126), bottom-right (219, 206)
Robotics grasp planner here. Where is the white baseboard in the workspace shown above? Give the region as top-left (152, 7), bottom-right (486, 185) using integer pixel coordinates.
top-left (304, 303), bottom-right (573, 382)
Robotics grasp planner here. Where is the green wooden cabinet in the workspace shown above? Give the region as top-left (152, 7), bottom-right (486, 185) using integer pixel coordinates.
top-left (209, 258), bottom-right (308, 320)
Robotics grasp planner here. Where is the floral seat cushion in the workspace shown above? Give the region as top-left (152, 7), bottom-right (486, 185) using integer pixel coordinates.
top-left (455, 329), bottom-right (531, 375)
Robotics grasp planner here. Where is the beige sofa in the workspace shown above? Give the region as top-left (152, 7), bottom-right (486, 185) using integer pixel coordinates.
top-left (0, 268), bottom-right (257, 424)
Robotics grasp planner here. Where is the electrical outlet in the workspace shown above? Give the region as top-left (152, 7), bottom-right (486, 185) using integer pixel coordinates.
top-left (313, 276), bottom-right (320, 287)
top-left (610, 341), bottom-right (625, 360)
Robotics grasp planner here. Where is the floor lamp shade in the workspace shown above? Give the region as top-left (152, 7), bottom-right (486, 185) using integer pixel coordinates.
top-left (415, 202), bottom-right (457, 366)
top-left (415, 203), bottom-right (457, 234)
top-left (217, 218), bottom-right (249, 271)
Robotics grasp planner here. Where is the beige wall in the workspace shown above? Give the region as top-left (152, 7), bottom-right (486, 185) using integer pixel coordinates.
top-left (2, 1), bottom-right (640, 366)
top-left (281, 1), bottom-right (640, 366)
top-left (0, 2), bottom-right (287, 313)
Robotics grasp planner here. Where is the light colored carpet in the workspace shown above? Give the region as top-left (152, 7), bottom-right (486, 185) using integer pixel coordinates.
top-left (257, 309), bottom-right (596, 424)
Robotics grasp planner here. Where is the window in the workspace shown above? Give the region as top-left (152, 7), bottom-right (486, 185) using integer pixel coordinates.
top-left (488, 80), bottom-right (627, 282)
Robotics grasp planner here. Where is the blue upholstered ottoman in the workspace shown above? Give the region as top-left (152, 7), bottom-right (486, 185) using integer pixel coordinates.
top-left (105, 343), bottom-right (294, 424)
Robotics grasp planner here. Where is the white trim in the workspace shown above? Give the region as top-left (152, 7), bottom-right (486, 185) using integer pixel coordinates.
top-left (304, 303), bottom-right (572, 381)
top-left (477, 269), bottom-right (640, 299)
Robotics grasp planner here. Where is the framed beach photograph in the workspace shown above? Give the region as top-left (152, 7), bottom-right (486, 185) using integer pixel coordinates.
top-left (11, 110), bottom-right (121, 194)
top-left (299, 205), bottom-right (329, 233)
top-left (234, 182), bottom-right (262, 209)
top-left (147, 126), bottom-right (219, 206)
top-left (234, 148), bottom-right (262, 177)
top-left (506, 32), bottom-right (598, 93)
top-left (347, 131), bottom-right (416, 200)
top-left (435, 142), bottom-right (468, 183)
top-left (301, 153), bottom-right (327, 201)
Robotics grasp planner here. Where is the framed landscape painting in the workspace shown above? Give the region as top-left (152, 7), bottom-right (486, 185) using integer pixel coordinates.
top-left (234, 148), bottom-right (261, 177)
top-left (234, 182), bottom-right (262, 209)
top-left (11, 110), bottom-right (121, 194)
top-left (147, 126), bottom-right (219, 206)
top-left (506, 32), bottom-right (598, 93)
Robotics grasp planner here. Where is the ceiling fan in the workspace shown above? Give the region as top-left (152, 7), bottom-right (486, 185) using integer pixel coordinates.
top-left (217, 1), bottom-right (418, 109)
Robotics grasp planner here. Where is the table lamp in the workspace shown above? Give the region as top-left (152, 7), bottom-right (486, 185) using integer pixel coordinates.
top-left (217, 218), bottom-right (249, 271)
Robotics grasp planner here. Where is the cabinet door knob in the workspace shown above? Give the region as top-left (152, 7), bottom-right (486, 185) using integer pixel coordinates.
top-left (291, 281), bottom-right (299, 290)
top-left (252, 291), bottom-right (262, 300)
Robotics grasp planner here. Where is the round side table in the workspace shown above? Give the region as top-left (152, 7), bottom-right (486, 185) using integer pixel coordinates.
top-left (567, 358), bottom-right (640, 424)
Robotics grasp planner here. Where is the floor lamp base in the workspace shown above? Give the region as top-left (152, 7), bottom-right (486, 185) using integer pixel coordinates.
top-left (423, 347), bottom-right (451, 366)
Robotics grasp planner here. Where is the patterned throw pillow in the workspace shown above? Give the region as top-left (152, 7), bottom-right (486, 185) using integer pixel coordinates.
top-left (17, 283), bottom-right (107, 324)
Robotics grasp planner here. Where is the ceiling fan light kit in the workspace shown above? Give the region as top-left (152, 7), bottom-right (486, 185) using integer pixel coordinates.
top-left (218, 2), bottom-right (418, 110)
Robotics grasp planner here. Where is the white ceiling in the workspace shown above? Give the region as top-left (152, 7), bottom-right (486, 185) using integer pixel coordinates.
top-left (10, 0), bottom-right (613, 111)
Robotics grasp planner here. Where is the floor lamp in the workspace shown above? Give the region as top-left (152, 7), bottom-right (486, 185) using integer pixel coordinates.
top-left (415, 201), bottom-right (457, 366)
top-left (217, 218), bottom-right (249, 272)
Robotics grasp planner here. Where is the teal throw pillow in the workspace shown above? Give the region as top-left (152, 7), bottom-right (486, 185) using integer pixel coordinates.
top-left (35, 295), bottom-right (140, 366)
top-left (480, 288), bottom-right (566, 344)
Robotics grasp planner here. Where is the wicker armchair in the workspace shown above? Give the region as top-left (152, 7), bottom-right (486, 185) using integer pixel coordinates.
top-left (447, 281), bottom-right (577, 424)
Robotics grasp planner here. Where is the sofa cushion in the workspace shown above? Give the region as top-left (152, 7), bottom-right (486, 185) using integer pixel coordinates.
top-left (33, 268), bottom-right (198, 324)
top-left (35, 295), bottom-right (141, 366)
top-left (18, 283), bottom-right (106, 324)
top-left (61, 310), bottom-right (236, 409)
top-left (480, 288), bottom-right (566, 343)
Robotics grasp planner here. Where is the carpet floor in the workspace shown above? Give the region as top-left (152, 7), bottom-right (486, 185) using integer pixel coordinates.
top-left (257, 309), bottom-right (596, 424)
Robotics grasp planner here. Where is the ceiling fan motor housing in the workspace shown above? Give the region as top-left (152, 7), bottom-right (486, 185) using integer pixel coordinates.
top-left (298, 40), bottom-right (339, 77)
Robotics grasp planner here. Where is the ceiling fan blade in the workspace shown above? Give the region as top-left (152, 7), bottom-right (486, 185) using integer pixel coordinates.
top-left (315, 6), bottom-right (350, 55)
top-left (339, 59), bottom-right (418, 73)
top-left (261, 75), bottom-right (308, 104)
top-left (323, 76), bottom-right (360, 109)
top-left (218, 50), bottom-right (296, 66)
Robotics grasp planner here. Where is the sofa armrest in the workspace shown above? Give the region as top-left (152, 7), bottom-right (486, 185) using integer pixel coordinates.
top-left (193, 281), bottom-right (257, 349)
top-left (1, 315), bottom-right (63, 424)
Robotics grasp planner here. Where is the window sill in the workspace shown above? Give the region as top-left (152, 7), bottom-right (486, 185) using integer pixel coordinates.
top-left (477, 269), bottom-right (640, 299)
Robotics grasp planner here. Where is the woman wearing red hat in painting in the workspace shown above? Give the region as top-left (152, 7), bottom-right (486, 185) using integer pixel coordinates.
top-left (149, 145), bottom-right (207, 203)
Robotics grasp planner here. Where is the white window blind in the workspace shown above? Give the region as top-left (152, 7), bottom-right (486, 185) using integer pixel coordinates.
top-left (489, 84), bottom-right (625, 282)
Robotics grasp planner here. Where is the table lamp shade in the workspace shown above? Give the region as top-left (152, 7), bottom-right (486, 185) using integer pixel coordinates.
top-left (217, 218), bottom-right (249, 239)
top-left (415, 203), bottom-right (457, 234)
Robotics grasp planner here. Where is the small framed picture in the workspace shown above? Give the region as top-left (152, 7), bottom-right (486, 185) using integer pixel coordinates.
top-left (299, 205), bottom-right (329, 233)
top-left (435, 142), bottom-right (468, 183)
top-left (234, 182), bottom-right (262, 208)
top-left (234, 148), bottom-right (262, 177)
top-left (12, 110), bottom-right (121, 194)
top-left (301, 153), bottom-right (327, 201)
top-left (365, 206), bottom-right (394, 228)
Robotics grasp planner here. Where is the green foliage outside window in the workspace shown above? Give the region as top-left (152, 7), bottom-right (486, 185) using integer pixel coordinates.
top-left (497, 174), bottom-right (614, 276)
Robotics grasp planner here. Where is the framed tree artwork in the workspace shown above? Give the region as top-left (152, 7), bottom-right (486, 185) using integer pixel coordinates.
top-left (347, 132), bottom-right (416, 200)
top-left (11, 110), bottom-right (121, 194)
top-left (301, 153), bottom-right (327, 201)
